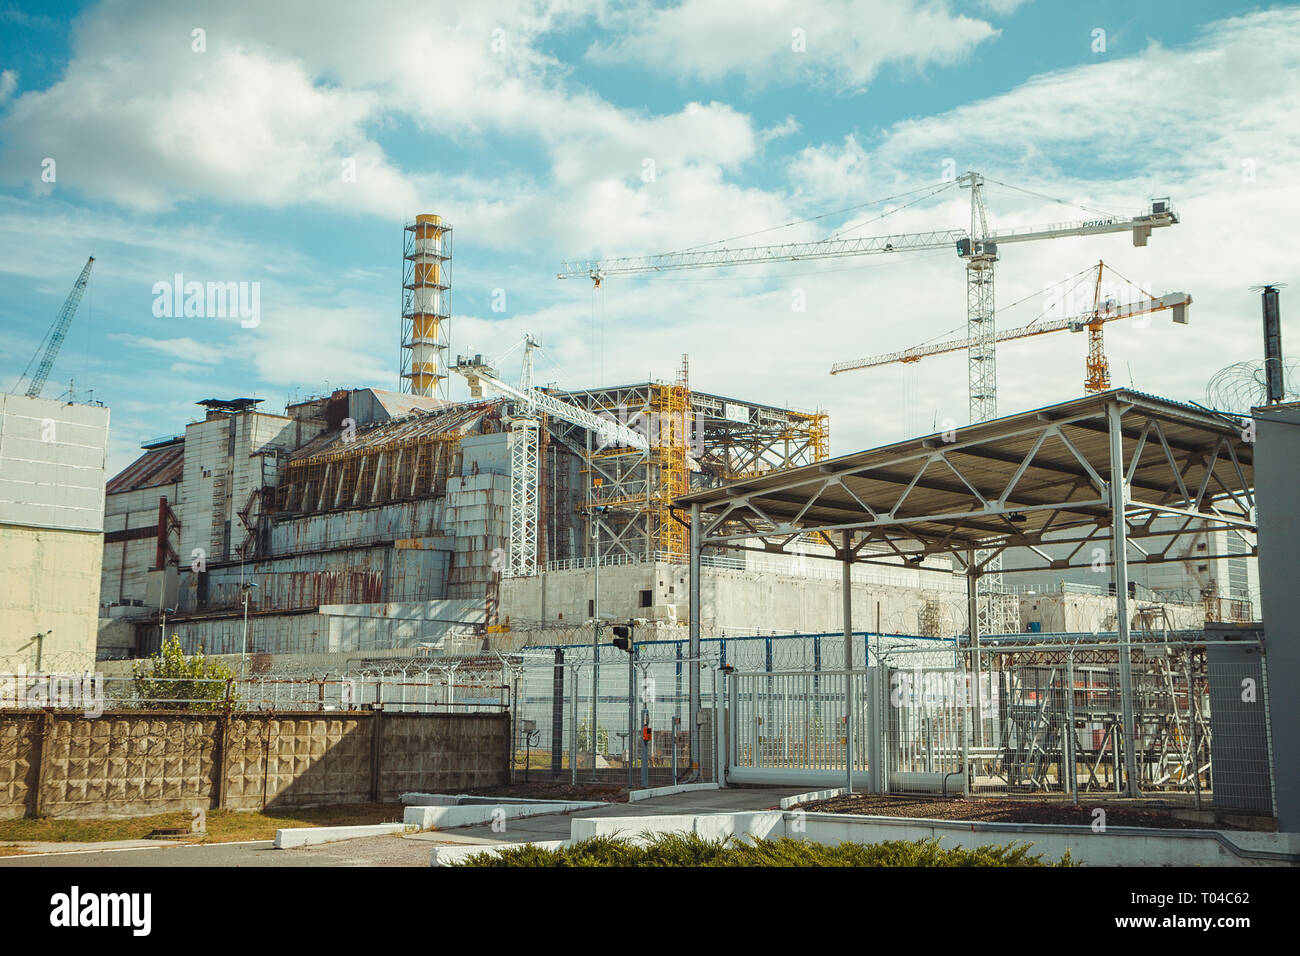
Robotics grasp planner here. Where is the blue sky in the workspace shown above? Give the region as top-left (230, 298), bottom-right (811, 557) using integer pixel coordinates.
top-left (1, 0), bottom-right (1297, 475)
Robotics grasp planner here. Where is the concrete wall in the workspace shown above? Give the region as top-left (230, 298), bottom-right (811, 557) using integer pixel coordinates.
top-left (1019, 590), bottom-right (1204, 633)
top-left (0, 393), bottom-right (109, 533)
top-left (0, 709), bottom-right (508, 819)
top-left (501, 561), bottom-right (971, 637)
top-left (445, 473), bottom-right (509, 600)
top-left (268, 497), bottom-right (446, 554)
top-left (176, 544), bottom-right (450, 614)
top-left (0, 526), bottom-right (103, 669)
top-left (179, 409), bottom-right (324, 564)
top-left (161, 598), bottom-right (485, 657)
top-left (0, 395), bottom-right (109, 669)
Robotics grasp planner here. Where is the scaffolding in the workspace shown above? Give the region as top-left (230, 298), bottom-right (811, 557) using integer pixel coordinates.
top-left (547, 382), bottom-right (829, 565)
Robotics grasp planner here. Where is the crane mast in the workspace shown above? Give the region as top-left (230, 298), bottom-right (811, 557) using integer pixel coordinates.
top-left (21, 257), bottom-right (95, 399)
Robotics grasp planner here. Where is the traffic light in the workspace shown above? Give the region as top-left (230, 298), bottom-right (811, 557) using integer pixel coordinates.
top-left (642, 726), bottom-right (652, 743)
top-left (610, 624), bottom-right (632, 653)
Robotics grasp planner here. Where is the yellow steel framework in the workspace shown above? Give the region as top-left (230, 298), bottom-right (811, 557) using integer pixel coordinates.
top-left (650, 356), bottom-right (691, 559)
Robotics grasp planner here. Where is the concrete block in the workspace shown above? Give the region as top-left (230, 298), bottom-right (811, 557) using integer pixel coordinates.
top-left (779, 787), bottom-right (848, 809)
top-left (404, 800), bottom-right (604, 830)
top-left (273, 822), bottom-right (413, 848)
top-left (628, 782), bottom-right (721, 802)
top-left (569, 811), bottom-right (784, 845)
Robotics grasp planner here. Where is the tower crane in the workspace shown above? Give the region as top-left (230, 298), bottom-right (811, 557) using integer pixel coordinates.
top-left (559, 173), bottom-right (1178, 637)
top-left (832, 261), bottom-right (1191, 394)
top-left (16, 257), bottom-right (95, 398)
top-left (557, 172), bottom-right (1178, 423)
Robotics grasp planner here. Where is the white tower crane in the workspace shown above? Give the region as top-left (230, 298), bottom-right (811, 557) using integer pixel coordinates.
top-left (558, 173), bottom-right (1179, 636)
top-left (557, 172), bottom-right (1179, 423)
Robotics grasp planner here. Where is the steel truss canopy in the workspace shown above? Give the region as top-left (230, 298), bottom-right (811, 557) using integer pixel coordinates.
top-left (675, 389), bottom-right (1256, 577)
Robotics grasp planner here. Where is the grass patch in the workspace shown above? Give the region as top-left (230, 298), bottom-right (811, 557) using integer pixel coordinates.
top-left (0, 803), bottom-right (407, 845)
top-left (454, 832), bottom-right (1076, 867)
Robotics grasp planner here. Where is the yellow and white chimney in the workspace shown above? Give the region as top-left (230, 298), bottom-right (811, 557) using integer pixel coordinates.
top-left (401, 214), bottom-right (452, 398)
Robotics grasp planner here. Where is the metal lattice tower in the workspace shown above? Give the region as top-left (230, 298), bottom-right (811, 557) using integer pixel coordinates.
top-left (957, 174), bottom-right (1013, 633)
top-left (960, 172), bottom-right (999, 423)
top-left (401, 215), bottom-right (452, 399)
top-left (509, 418), bottom-right (540, 576)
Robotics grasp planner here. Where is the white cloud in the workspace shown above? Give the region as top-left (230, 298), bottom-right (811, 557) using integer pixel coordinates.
top-left (978, 0), bottom-right (1033, 15)
top-left (586, 0), bottom-right (998, 90)
top-left (0, 69), bottom-right (16, 102)
top-left (109, 335), bottom-right (227, 365)
top-left (547, 8), bottom-right (1300, 457)
top-left (5, 2), bottom-right (1299, 472)
top-left (789, 134), bottom-right (872, 203)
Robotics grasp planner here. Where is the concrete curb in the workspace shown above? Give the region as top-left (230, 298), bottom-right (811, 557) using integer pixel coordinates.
top-left (403, 800), bottom-right (605, 830)
top-left (628, 783), bottom-right (721, 802)
top-left (431, 839), bottom-right (569, 866)
top-left (569, 811), bottom-right (785, 845)
top-left (401, 792), bottom-right (600, 807)
top-left (779, 787), bottom-right (847, 809)
top-left (561, 808), bottom-right (1298, 866)
top-left (792, 811), bottom-right (1300, 865)
top-left (274, 822), bottom-right (414, 849)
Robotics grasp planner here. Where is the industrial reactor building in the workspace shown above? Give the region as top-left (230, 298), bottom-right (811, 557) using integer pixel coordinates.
top-left (94, 215), bottom-right (1254, 674)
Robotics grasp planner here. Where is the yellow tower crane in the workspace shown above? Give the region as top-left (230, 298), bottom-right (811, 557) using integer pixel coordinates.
top-left (830, 261), bottom-right (1190, 394)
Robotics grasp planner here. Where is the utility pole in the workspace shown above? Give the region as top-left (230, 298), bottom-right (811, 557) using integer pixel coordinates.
top-left (589, 427), bottom-right (600, 779)
top-left (240, 582), bottom-right (257, 691)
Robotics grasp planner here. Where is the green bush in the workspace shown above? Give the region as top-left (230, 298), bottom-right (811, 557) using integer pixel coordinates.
top-left (130, 635), bottom-right (238, 711)
top-left (455, 833), bottom-right (1076, 867)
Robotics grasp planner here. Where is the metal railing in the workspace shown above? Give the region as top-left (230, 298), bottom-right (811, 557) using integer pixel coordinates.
top-left (723, 637), bottom-right (1277, 814)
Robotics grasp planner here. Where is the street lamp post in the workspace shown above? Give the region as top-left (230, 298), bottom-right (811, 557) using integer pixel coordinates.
top-left (240, 582), bottom-right (257, 692)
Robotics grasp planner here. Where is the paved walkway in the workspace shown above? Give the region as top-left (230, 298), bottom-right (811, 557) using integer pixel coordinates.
top-left (0, 787), bottom-right (810, 867)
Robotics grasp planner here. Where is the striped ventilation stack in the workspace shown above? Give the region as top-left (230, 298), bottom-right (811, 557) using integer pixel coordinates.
top-left (401, 214), bottom-right (453, 399)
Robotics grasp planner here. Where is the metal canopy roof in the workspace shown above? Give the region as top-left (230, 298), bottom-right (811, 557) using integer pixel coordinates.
top-left (676, 389), bottom-right (1255, 573)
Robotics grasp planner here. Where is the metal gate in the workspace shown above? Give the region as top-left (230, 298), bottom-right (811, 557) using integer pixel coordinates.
top-left (727, 668), bottom-right (872, 787)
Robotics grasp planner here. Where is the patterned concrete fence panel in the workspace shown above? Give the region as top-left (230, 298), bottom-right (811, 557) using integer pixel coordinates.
top-left (0, 714), bottom-right (41, 819)
top-left (0, 710), bottom-right (508, 819)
